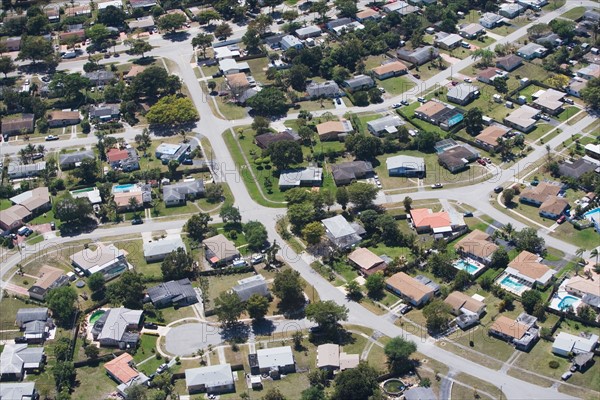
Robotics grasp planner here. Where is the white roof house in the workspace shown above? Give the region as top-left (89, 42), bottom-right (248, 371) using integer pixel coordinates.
top-left (0, 383), bottom-right (37, 400)
top-left (185, 364), bottom-right (234, 394)
top-left (552, 332), bottom-right (599, 357)
top-left (143, 234), bottom-right (186, 262)
top-left (70, 244), bottom-right (128, 278)
top-left (70, 187), bottom-right (102, 204)
top-left (0, 344), bottom-right (45, 378)
top-left (322, 215), bottom-right (364, 249)
top-left (232, 275), bottom-right (269, 302)
top-left (295, 25), bottom-right (322, 39)
top-left (257, 346), bottom-right (294, 370)
top-left (214, 46), bottom-right (240, 60)
top-left (367, 115), bottom-right (404, 136)
top-left (280, 35), bottom-right (303, 50)
top-left (219, 59), bottom-right (250, 75)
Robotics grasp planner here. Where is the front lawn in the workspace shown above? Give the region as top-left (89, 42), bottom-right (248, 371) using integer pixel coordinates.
top-left (378, 76), bottom-right (416, 96)
top-left (561, 6), bottom-right (587, 20)
top-left (513, 339), bottom-right (570, 381)
top-left (551, 223), bottom-right (599, 250)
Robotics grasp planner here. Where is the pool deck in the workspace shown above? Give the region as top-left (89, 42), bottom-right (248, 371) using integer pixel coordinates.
top-left (495, 272), bottom-right (531, 297)
top-left (453, 257), bottom-right (486, 276)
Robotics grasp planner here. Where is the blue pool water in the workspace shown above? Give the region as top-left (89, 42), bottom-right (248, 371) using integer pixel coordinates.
top-left (500, 275), bottom-right (526, 292)
top-left (583, 207), bottom-right (600, 221)
top-left (558, 296), bottom-right (579, 310)
top-left (113, 184), bottom-right (136, 193)
top-left (454, 259), bottom-right (479, 274)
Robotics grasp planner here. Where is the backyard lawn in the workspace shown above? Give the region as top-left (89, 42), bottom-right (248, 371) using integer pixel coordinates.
top-left (71, 365), bottom-right (116, 400)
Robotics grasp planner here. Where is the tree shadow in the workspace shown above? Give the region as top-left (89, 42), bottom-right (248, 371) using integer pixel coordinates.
top-left (220, 322), bottom-right (250, 343)
top-left (163, 31), bottom-right (191, 42)
top-left (133, 56), bottom-right (156, 66)
top-left (309, 326), bottom-right (354, 346)
top-left (251, 319), bottom-right (276, 336)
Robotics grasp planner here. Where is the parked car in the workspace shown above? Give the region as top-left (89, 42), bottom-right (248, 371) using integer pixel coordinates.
top-left (464, 77), bottom-right (472, 83)
top-left (557, 215), bottom-right (566, 224)
top-left (417, 96), bottom-right (426, 103)
top-left (45, 135), bottom-right (59, 141)
top-left (182, 158), bottom-right (194, 165)
top-left (461, 41), bottom-right (471, 49)
top-left (413, 74), bottom-right (421, 79)
top-left (251, 254), bottom-right (264, 264)
top-left (31, 153), bottom-right (43, 160)
top-left (399, 304), bottom-right (412, 314)
top-left (463, 212), bottom-right (474, 217)
top-left (50, 221), bottom-right (55, 230)
top-left (564, 98), bottom-right (574, 105)
top-left (131, 217), bottom-right (143, 225)
top-left (561, 372), bottom-right (572, 381)
top-left (477, 159), bottom-right (487, 166)
top-left (401, 100), bottom-right (409, 106)
top-left (14, 336), bottom-right (27, 343)
top-left (431, 183), bottom-right (443, 189)
top-left (540, 114), bottom-right (551, 121)
top-left (156, 363), bottom-right (169, 374)
top-left (232, 258), bottom-right (247, 267)
top-left (378, 87), bottom-right (385, 93)
top-left (144, 322), bottom-right (158, 330)
top-left (336, 97), bottom-right (342, 105)
top-left (392, 103), bottom-right (401, 108)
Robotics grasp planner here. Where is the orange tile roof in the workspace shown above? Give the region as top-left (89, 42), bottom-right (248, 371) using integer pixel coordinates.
top-left (356, 8), bottom-right (378, 19)
top-left (444, 291), bottom-right (485, 315)
top-left (454, 229), bottom-right (498, 260)
top-left (107, 148), bottom-right (129, 162)
top-left (104, 353), bottom-right (138, 384)
top-left (316, 120), bottom-right (345, 136)
top-left (410, 208), bottom-right (451, 229)
top-left (539, 196), bottom-right (569, 215)
top-left (475, 125), bottom-right (508, 147)
top-left (519, 182), bottom-right (561, 204)
top-left (373, 61), bottom-right (408, 76)
top-left (490, 316), bottom-right (528, 340)
top-left (348, 248), bottom-right (385, 271)
top-left (385, 272), bottom-right (434, 303)
top-left (508, 251), bottom-right (551, 280)
top-left (114, 192), bottom-right (143, 207)
top-left (415, 101), bottom-right (445, 117)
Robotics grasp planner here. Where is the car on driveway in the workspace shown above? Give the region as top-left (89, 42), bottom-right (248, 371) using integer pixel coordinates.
top-left (251, 254), bottom-right (264, 264)
top-left (144, 322), bottom-right (158, 330)
top-left (336, 97), bottom-right (342, 105)
top-left (401, 100), bottom-right (409, 106)
top-left (156, 363), bottom-right (169, 374)
top-left (399, 304), bottom-right (412, 314)
top-left (417, 97), bottom-right (426, 103)
top-left (557, 215), bottom-right (566, 224)
top-left (477, 159), bottom-right (487, 166)
top-left (561, 371), bottom-right (572, 381)
top-left (540, 114), bottom-right (551, 121)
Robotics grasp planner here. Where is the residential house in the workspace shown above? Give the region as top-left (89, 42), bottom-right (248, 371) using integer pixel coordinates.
top-left (355, 8), bottom-right (381, 22)
top-left (163, 180), bottom-right (205, 207)
top-left (322, 215), bottom-right (365, 250)
top-left (447, 84), bottom-right (480, 106)
top-left (90, 104), bottom-right (120, 121)
top-left (295, 25), bottom-right (322, 39)
top-left (479, 13), bottom-right (504, 29)
top-left (85, 71), bottom-right (116, 86)
top-left (386, 155), bottom-right (425, 177)
top-left (348, 247), bottom-right (387, 276)
top-left (372, 61), bottom-right (408, 80)
top-left (496, 54), bottom-right (523, 71)
top-left (397, 46), bottom-right (439, 65)
top-left (477, 67), bottom-right (503, 84)
top-left (7, 162), bottom-right (46, 180)
top-left (316, 120), bottom-right (353, 141)
top-left (59, 29), bottom-right (85, 43)
top-left (489, 313), bottom-right (539, 351)
top-left (504, 105), bottom-right (540, 132)
top-left (383, 1), bottom-right (419, 15)
top-left (437, 142), bottom-right (480, 173)
top-left (185, 364), bottom-right (235, 394)
top-left (499, 3), bottom-right (525, 18)
top-left (585, 143), bottom-right (600, 160)
top-left (558, 158), bottom-right (599, 179)
top-left (232, 275), bottom-right (269, 302)
top-left (551, 332), bottom-right (598, 357)
top-left (15, 308), bottom-right (52, 343)
top-left (414, 100), bottom-right (464, 130)
top-left (213, 45), bottom-right (240, 60)
top-left (146, 278), bottom-right (198, 308)
top-left (459, 23), bottom-right (485, 39)
top-left (4, 36), bottom-right (22, 51)
top-left (535, 33), bottom-right (562, 48)
top-left (517, 0), bottom-right (547, 10)
top-left (106, 147), bottom-right (140, 172)
top-left (444, 291), bottom-right (486, 329)
top-left (306, 81), bottom-right (342, 98)
top-left (155, 143), bottom-right (191, 164)
top-left (129, 0), bottom-right (157, 9)
top-left (255, 346), bottom-right (295, 375)
top-left (565, 267), bottom-right (600, 310)
top-left (331, 161), bottom-right (373, 185)
top-left (218, 59), bottom-right (250, 75)
top-left (519, 182), bottom-right (562, 206)
top-left (15, 308), bottom-right (49, 329)
top-left (1, 114), bottom-right (34, 136)
top-left (539, 197), bottom-right (570, 219)
top-left (410, 208), bottom-right (466, 234)
top-left (226, 72), bottom-right (250, 98)
top-left (577, 64), bottom-right (600, 80)
top-left (532, 89), bottom-right (565, 115)
top-left (280, 35), bottom-right (303, 50)
top-left (342, 75), bottom-right (375, 92)
top-left (327, 18), bottom-right (364, 35)
top-left (474, 125), bottom-right (510, 151)
top-left (0, 345), bottom-right (45, 381)
top-left (255, 131), bottom-right (300, 148)
top-left (113, 191), bottom-right (143, 212)
top-left (385, 272), bottom-right (435, 307)
top-left (28, 267), bottom-right (69, 301)
top-left (504, 251), bottom-right (556, 289)
top-left (143, 234), bottom-right (186, 262)
top-left (567, 80), bottom-right (587, 98)
top-left (203, 234), bottom-right (240, 266)
top-left (125, 65), bottom-right (147, 81)
top-left (454, 229), bottom-right (498, 265)
top-left (583, 9), bottom-right (600, 23)
top-left (105, 353), bottom-right (150, 396)
top-left (0, 382), bottom-right (38, 400)
top-left (70, 243), bottom-right (128, 279)
top-left (367, 115), bottom-right (404, 136)
top-left (434, 33), bottom-right (463, 50)
top-left (65, 4), bottom-right (92, 15)
top-left (47, 110), bottom-right (80, 128)
top-left (91, 307), bottom-right (143, 348)
top-left (517, 43), bottom-right (547, 60)
top-left (0, 188), bottom-right (51, 232)
top-left (278, 166), bottom-right (323, 189)
top-left (316, 344), bottom-right (359, 372)
top-left (58, 150), bottom-right (95, 170)
top-left (128, 16), bottom-right (155, 31)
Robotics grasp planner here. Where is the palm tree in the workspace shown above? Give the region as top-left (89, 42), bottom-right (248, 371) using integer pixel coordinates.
top-left (591, 248), bottom-right (599, 267)
top-left (36, 145), bottom-right (46, 156)
top-left (574, 248), bottom-right (586, 276)
top-left (502, 223), bottom-right (514, 239)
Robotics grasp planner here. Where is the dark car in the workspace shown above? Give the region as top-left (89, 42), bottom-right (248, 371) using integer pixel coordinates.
top-left (463, 212), bottom-right (474, 217)
top-left (131, 217), bottom-right (143, 225)
top-left (182, 158), bottom-right (194, 165)
top-left (494, 186), bottom-right (503, 194)
top-left (212, 71), bottom-right (223, 78)
top-left (24, 228), bottom-right (33, 237)
top-left (144, 322), bottom-right (158, 330)
top-left (50, 221), bottom-right (56, 230)
top-left (336, 97), bottom-right (341, 105)
top-left (400, 305), bottom-right (412, 314)
top-left (14, 336), bottom-right (28, 343)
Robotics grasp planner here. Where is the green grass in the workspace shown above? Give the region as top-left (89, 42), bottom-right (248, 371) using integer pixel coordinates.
top-left (368, 244), bottom-right (411, 260)
top-left (561, 6), bottom-right (587, 20)
top-left (341, 333), bottom-right (368, 355)
top-left (71, 365), bottom-right (116, 400)
top-left (0, 298), bottom-right (40, 330)
top-left (331, 260), bottom-right (359, 282)
top-left (205, 272), bottom-right (255, 311)
top-left (28, 208), bottom-right (56, 225)
top-left (556, 106), bottom-right (579, 123)
top-left (146, 305), bottom-right (196, 324)
top-left (26, 233), bottom-right (45, 245)
top-left (377, 76), bottom-right (416, 96)
top-left (114, 239), bottom-right (158, 277)
top-left (513, 339), bottom-right (570, 381)
top-left (551, 223), bottom-right (599, 250)
top-left (197, 182), bottom-right (234, 212)
top-left (246, 57), bottom-right (270, 85)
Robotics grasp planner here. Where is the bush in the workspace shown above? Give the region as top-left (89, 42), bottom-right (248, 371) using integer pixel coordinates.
top-left (548, 360), bottom-right (559, 369)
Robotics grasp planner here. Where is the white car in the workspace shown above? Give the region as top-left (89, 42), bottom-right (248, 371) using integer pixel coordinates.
top-left (378, 87), bottom-right (385, 93)
top-left (431, 183), bottom-right (443, 189)
top-left (45, 135), bottom-right (59, 141)
top-left (417, 97), bottom-right (426, 103)
top-left (464, 78), bottom-right (472, 83)
top-left (540, 114), bottom-right (551, 121)
top-left (392, 103), bottom-right (401, 109)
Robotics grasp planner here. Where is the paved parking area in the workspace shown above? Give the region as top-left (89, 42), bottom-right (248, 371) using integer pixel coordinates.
top-left (165, 322), bottom-right (223, 356)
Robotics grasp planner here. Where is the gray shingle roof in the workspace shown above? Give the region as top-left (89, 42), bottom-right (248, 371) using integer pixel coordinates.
top-left (143, 235), bottom-right (186, 258)
top-left (0, 382), bottom-right (37, 399)
top-left (58, 150), bottom-right (95, 167)
top-left (15, 308), bottom-right (48, 326)
top-left (147, 278), bottom-right (197, 305)
top-left (162, 180), bottom-right (205, 202)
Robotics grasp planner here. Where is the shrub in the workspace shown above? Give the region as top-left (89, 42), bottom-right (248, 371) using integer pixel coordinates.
top-left (548, 360), bottom-right (559, 369)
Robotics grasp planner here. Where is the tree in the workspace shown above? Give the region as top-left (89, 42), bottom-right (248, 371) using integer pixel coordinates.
top-left (384, 336), bottom-right (417, 375)
top-left (53, 337), bottom-right (72, 362)
top-left (208, 80), bottom-right (217, 93)
top-left (98, 5), bottom-right (127, 27)
top-left (263, 388), bottom-right (286, 400)
top-left (88, 272), bottom-right (105, 293)
top-left (268, 140), bottom-right (303, 170)
top-left (50, 72), bottom-right (91, 103)
top-left (365, 272), bottom-right (385, 299)
top-left (305, 300), bottom-right (348, 331)
top-left (298, 126), bottom-right (314, 143)
top-left (353, 91), bottom-right (369, 106)
top-left (301, 387), bottom-right (326, 400)
top-left (490, 247), bottom-right (509, 270)
top-left (0, 56), bottom-right (16, 78)
top-left (272, 269), bottom-right (305, 311)
top-left (206, 184), bottom-right (224, 203)
top-left (289, 64), bottom-right (310, 92)
top-left (368, 87), bottom-right (383, 104)
top-left (347, 182), bottom-right (379, 210)
top-left (158, 14), bottom-right (186, 32)
top-left (186, 213), bottom-right (212, 241)
top-left (247, 87), bottom-right (288, 115)
top-left (302, 221), bottom-right (325, 245)
top-left (454, 270), bottom-right (471, 290)
top-left (246, 293), bottom-right (270, 320)
top-left (192, 33), bottom-right (214, 58)
top-left (161, 248), bottom-right (195, 280)
top-left (197, 10), bottom-right (221, 25)
top-left (423, 300), bottom-right (453, 334)
top-left (345, 280), bottom-right (362, 301)
top-left (86, 24), bottom-right (112, 47)
top-left (502, 188), bottom-right (515, 206)
top-left (242, 28), bottom-right (262, 54)
top-left (47, 286), bottom-right (78, 327)
top-left (214, 23), bottom-right (233, 39)
top-left (53, 361), bottom-right (75, 392)
top-left (464, 108), bottom-right (483, 136)
top-left (146, 95), bottom-right (199, 126)
top-left (130, 66), bottom-right (180, 98)
top-left (125, 385), bottom-right (148, 400)
top-left (513, 227), bottom-right (545, 254)
top-left (332, 363), bottom-right (380, 400)
top-left (472, 49), bottom-right (495, 67)
top-left (53, 195), bottom-right (93, 226)
top-left (335, 0), bottom-right (358, 17)
top-left (72, 157), bottom-right (99, 184)
top-left (428, 252), bottom-right (455, 281)
top-left (336, 187), bottom-right (349, 209)
top-left (243, 221), bottom-right (268, 250)
top-left (521, 289), bottom-right (542, 314)
top-left (220, 204), bottom-right (242, 224)
top-left (581, 77), bottom-right (600, 109)
top-left (493, 76), bottom-right (508, 94)
top-left (414, 131), bottom-right (441, 153)
top-left (549, 18), bottom-right (576, 41)
top-left (215, 291), bottom-right (245, 326)
top-left (126, 39), bottom-right (153, 58)
top-left (106, 271), bottom-right (145, 309)
top-left (403, 196), bottom-right (413, 212)
top-left (578, 305), bottom-right (597, 323)
top-left (84, 345), bottom-right (99, 360)
top-left (17, 36), bottom-right (55, 64)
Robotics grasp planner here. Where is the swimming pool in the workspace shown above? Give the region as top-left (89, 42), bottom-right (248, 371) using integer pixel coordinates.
top-left (500, 275), bottom-right (526, 292)
top-left (112, 184), bottom-right (136, 193)
top-left (558, 295), bottom-right (579, 310)
top-left (583, 207), bottom-right (600, 222)
top-left (454, 259), bottom-right (479, 275)
top-left (89, 310), bottom-right (105, 324)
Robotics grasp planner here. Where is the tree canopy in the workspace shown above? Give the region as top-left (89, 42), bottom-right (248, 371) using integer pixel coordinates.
top-left (215, 291), bottom-right (245, 326)
top-left (243, 221), bottom-right (268, 250)
top-left (146, 95), bottom-right (199, 125)
top-left (17, 36), bottom-right (55, 64)
top-left (46, 286), bottom-right (78, 327)
top-left (305, 300), bottom-right (348, 331)
top-left (268, 140), bottom-right (303, 170)
top-left (106, 271), bottom-right (145, 309)
top-left (161, 247), bottom-right (195, 280)
top-left (332, 362), bottom-right (381, 400)
top-left (272, 269), bottom-right (306, 311)
top-left (384, 336), bottom-right (417, 375)
top-left (246, 293), bottom-right (270, 320)
top-left (347, 182), bottom-right (379, 210)
top-left (158, 13), bottom-right (187, 32)
top-left (185, 212), bottom-right (212, 242)
top-left (246, 87), bottom-right (288, 115)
